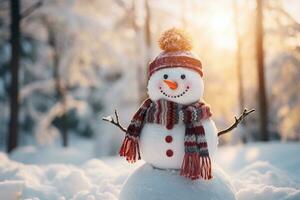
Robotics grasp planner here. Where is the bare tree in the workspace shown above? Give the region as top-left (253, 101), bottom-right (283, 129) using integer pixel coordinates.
top-left (233, 0), bottom-right (245, 115)
top-left (7, 0), bottom-right (42, 152)
top-left (7, 0), bottom-right (21, 153)
top-left (131, 0), bottom-right (152, 103)
top-left (49, 29), bottom-right (68, 147)
top-left (256, 0), bottom-right (269, 141)
top-left (232, 0), bottom-right (250, 143)
top-left (144, 0), bottom-right (151, 57)
top-left (142, 0), bottom-right (152, 101)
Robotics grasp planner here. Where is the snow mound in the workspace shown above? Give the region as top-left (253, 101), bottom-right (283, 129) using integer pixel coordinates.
top-left (0, 180), bottom-right (24, 200)
top-left (119, 163), bottom-right (236, 200)
top-left (0, 153), bottom-right (124, 200)
top-left (234, 162), bottom-right (300, 200)
top-left (216, 142), bottom-right (300, 200)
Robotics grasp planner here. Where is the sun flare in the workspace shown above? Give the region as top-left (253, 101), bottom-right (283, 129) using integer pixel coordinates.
top-left (209, 12), bottom-right (236, 50)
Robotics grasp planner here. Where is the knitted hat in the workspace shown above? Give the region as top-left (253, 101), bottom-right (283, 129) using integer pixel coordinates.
top-left (149, 28), bottom-right (203, 77)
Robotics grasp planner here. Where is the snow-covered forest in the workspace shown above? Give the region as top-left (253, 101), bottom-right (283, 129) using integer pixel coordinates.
top-left (0, 0), bottom-right (299, 199)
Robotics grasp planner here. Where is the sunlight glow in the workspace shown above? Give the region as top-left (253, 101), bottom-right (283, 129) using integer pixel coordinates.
top-left (245, 148), bottom-right (260, 161)
top-left (209, 12), bottom-right (236, 50)
top-left (211, 13), bottom-right (232, 32)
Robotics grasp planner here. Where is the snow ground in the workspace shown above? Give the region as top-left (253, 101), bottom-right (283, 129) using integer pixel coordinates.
top-left (0, 142), bottom-right (299, 200)
top-left (215, 142), bottom-right (300, 200)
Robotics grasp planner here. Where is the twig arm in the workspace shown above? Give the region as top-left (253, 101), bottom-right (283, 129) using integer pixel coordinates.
top-left (102, 109), bottom-right (127, 133)
top-left (217, 108), bottom-right (255, 137)
top-left (103, 108), bottom-right (255, 136)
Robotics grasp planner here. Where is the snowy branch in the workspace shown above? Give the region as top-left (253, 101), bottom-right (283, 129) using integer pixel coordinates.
top-left (20, 79), bottom-right (56, 100)
top-left (35, 95), bottom-right (87, 145)
top-left (21, 0), bottom-right (43, 19)
top-left (102, 110), bottom-right (127, 133)
top-left (217, 108), bottom-right (255, 137)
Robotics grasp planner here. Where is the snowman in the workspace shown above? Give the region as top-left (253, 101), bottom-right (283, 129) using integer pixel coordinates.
top-left (103, 28), bottom-right (248, 200)
top-left (119, 28), bottom-right (217, 180)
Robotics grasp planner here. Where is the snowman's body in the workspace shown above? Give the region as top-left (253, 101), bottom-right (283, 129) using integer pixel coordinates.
top-left (139, 66), bottom-right (219, 170)
top-left (140, 119), bottom-right (218, 169)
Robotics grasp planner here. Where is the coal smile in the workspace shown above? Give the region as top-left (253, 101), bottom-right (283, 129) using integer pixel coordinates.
top-left (159, 86), bottom-right (189, 98)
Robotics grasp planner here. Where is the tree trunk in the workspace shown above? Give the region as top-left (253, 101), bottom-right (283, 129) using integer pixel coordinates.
top-left (144, 0), bottom-right (151, 57)
top-left (131, 0), bottom-right (143, 103)
top-left (53, 60), bottom-right (68, 147)
top-left (142, 0), bottom-right (152, 100)
top-left (7, 0), bottom-right (21, 153)
top-left (140, 0), bottom-right (152, 102)
top-left (132, 0), bottom-right (152, 103)
top-left (256, 0), bottom-right (269, 141)
top-left (233, 0), bottom-right (248, 143)
top-left (49, 31), bottom-right (68, 147)
top-left (233, 0), bottom-right (245, 115)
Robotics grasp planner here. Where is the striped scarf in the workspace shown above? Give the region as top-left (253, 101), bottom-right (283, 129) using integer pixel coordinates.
top-left (119, 98), bottom-right (212, 180)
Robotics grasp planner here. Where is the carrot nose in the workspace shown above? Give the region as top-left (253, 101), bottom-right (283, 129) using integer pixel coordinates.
top-left (163, 80), bottom-right (178, 90)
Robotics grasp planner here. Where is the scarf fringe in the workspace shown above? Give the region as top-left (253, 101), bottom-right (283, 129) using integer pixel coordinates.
top-left (119, 135), bottom-right (140, 163)
top-left (180, 153), bottom-right (212, 180)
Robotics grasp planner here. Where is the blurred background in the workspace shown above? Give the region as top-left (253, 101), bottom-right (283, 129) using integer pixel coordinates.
top-left (0, 0), bottom-right (299, 157)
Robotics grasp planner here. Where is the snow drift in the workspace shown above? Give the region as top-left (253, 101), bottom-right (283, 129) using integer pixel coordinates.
top-left (0, 142), bottom-right (299, 200)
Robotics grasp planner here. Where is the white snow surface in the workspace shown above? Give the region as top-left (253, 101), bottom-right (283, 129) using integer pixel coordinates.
top-left (0, 142), bottom-right (299, 200)
top-left (119, 163), bottom-right (236, 200)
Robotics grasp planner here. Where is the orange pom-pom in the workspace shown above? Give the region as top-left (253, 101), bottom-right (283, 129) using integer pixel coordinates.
top-left (158, 28), bottom-right (192, 52)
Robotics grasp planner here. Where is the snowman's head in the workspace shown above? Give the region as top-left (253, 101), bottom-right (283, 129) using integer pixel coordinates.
top-left (147, 28), bottom-right (205, 105)
top-left (147, 67), bottom-right (204, 105)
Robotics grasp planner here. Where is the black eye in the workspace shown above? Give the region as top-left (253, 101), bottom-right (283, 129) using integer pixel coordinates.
top-left (163, 74), bottom-right (168, 79)
top-left (181, 74), bottom-right (186, 79)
